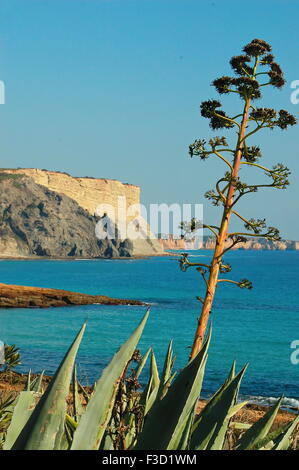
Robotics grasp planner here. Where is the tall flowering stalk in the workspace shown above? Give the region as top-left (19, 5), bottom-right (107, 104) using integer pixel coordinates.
top-left (180, 39), bottom-right (297, 360)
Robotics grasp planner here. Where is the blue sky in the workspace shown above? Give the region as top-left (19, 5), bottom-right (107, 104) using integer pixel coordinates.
top-left (0, 0), bottom-right (298, 238)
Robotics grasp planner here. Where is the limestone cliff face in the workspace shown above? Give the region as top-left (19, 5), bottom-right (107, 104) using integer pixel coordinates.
top-left (0, 169), bottom-right (163, 257)
top-left (158, 236), bottom-right (202, 250)
top-left (0, 174), bottom-right (135, 258)
top-left (1, 169), bottom-right (141, 222)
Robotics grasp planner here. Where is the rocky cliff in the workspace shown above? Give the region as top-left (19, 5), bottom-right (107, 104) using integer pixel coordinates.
top-left (0, 173), bottom-right (136, 258)
top-left (0, 169), bottom-right (163, 257)
top-left (1, 168), bottom-right (140, 222)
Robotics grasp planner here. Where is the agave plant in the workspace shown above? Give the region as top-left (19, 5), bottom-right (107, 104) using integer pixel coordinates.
top-left (0, 312), bottom-right (298, 450)
top-left (0, 345), bottom-right (22, 372)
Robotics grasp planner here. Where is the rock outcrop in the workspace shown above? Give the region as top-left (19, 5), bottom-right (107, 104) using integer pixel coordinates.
top-left (1, 168), bottom-right (140, 222)
top-left (0, 170), bottom-right (163, 258)
top-left (0, 173), bottom-right (134, 258)
top-left (0, 283), bottom-right (143, 308)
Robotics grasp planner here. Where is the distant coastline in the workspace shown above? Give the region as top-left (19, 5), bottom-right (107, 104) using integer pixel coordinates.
top-left (158, 235), bottom-right (299, 251)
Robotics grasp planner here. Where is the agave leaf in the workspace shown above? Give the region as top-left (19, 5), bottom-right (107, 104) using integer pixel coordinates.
top-left (134, 328), bottom-right (211, 450)
top-left (134, 347), bottom-right (151, 379)
top-left (143, 350), bottom-right (160, 415)
top-left (26, 370), bottom-right (32, 391)
top-left (157, 340), bottom-right (176, 400)
top-left (72, 366), bottom-right (84, 422)
top-left (149, 349), bottom-right (160, 390)
top-left (192, 360), bottom-right (238, 439)
top-left (12, 322), bottom-right (86, 450)
top-left (210, 401), bottom-right (247, 450)
top-left (190, 364), bottom-right (248, 450)
top-left (77, 380), bottom-right (91, 404)
top-left (227, 360), bottom-right (236, 382)
top-left (255, 424), bottom-right (288, 450)
top-left (175, 405), bottom-right (196, 450)
top-left (140, 375), bottom-right (153, 413)
top-left (230, 422), bottom-right (251, 430)
top-left (65, 414), bottom-right (78, 432)
top-left (192, 362), bottom-right (242, 441)
top-left (236, 396), bottom-right (283, 450)
top-left (124, 410), bottom-right (137, 450)
top-left (3, 391), bottom-right (36, 450)
top-left (272, 414), bottom-right (299, 450)
top-left (32, 371), bottom-right (45, 394)
top-left (71, 309), bottom-right (150, 450)
top-left (196, 423), bottom-right (218, 450)
top-left (168, 354), bottom-right (208, 451)
top-left (101, 433), bottom-right (114, 450)
top-left (227, 401), bottom-right (248, 420)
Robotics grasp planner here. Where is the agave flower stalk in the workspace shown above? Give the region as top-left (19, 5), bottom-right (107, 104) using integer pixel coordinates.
top-left (181, 39), bottom-right (297, 360)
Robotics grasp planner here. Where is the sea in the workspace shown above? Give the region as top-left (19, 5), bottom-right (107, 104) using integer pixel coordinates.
top-left (0, 250), bottom-right (298, 410)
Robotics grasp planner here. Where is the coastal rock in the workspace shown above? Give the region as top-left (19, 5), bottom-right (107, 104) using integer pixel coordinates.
top-left (1, 169), bottom-right (164, 257)
top-left (0, 283), bottom-right (143, 308)
top-left (0, 174), bottom-right (133, 258)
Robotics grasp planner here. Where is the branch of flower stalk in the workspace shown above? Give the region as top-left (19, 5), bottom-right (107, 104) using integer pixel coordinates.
top-left (255, 72), bottom-right (270, 76)
top-left (197, 268), bottom-right (209, 288)
top-left (219, 237), bottom-right (247, 257)
top-left (231, 209), bottom-right (255, 227)
top-left (231, 189), bottom-right (258, 207)
top-left (240, 66), bottom-right (252, 77)
top-left (231, 178), bottom-right (288, 207)
top-left (242, 122), bottom-right (278, 142)
top-left (241, 161), bottom-right (273, 172)
top-left (225, 88), bottom-right (243, 95)
top-left (217, 279), bottom-right (240, 285)
top-left (231, 113), bottom-right (244, 120)
top-left (215, 148), bottom-right (235, 153)
top-left (183, 260), bottom-right (211, 270)
top-left (240, 124), bottom-right (264, 142)
top-left (217, 278), bottom-right (253, 289)
top-left (228, 231), bottom-right (280, 240)
top-left (242, 162), bottom-right (290, 185)
top-left (216, 179), bottom-right (228, 204)
top-left (219, 262), bottom-right (232, 273)
top-left (213, 111), bottom-right (241, 128)
top-left (179, 254), bottom-right (211, 272)
top-left (214, 150), bottom-right (234, 170)
top-left (248, 183), bottom-right (275, 189)
top-left (203, 224), bottom-right (220, 237)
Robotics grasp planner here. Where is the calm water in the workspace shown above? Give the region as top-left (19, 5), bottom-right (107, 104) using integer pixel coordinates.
top-left (0, 251), bottom-right (298, 408)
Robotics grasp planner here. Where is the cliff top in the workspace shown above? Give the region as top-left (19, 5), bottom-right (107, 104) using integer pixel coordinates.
top-left (0, 168), bottom-right (139, 189)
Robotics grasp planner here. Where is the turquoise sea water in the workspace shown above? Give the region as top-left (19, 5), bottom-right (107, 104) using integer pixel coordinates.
top-left (0, 251), bottom-right (298, 408)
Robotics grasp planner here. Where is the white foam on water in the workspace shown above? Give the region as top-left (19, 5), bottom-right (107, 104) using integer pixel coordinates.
top-left (242, 395), bottom-right (299, 411)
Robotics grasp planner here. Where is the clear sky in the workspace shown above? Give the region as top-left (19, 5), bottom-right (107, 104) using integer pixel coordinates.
top-left (0, 0), bottom-right (298, 238)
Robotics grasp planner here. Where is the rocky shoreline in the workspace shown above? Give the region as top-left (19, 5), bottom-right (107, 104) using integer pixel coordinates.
top-left (0, 283), bottom-right (143, 308)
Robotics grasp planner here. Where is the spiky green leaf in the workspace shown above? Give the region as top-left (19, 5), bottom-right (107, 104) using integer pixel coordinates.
top-left (12, 323), bottom-right (86, 450)
top-left (190, 364), bottom-right (247, 450)
top-left (71, 310), bottom-right (150, 450)
top-left (134, 328), bottom-right (211, 450)
top-left (236, 397), bottom-right (283, 450)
